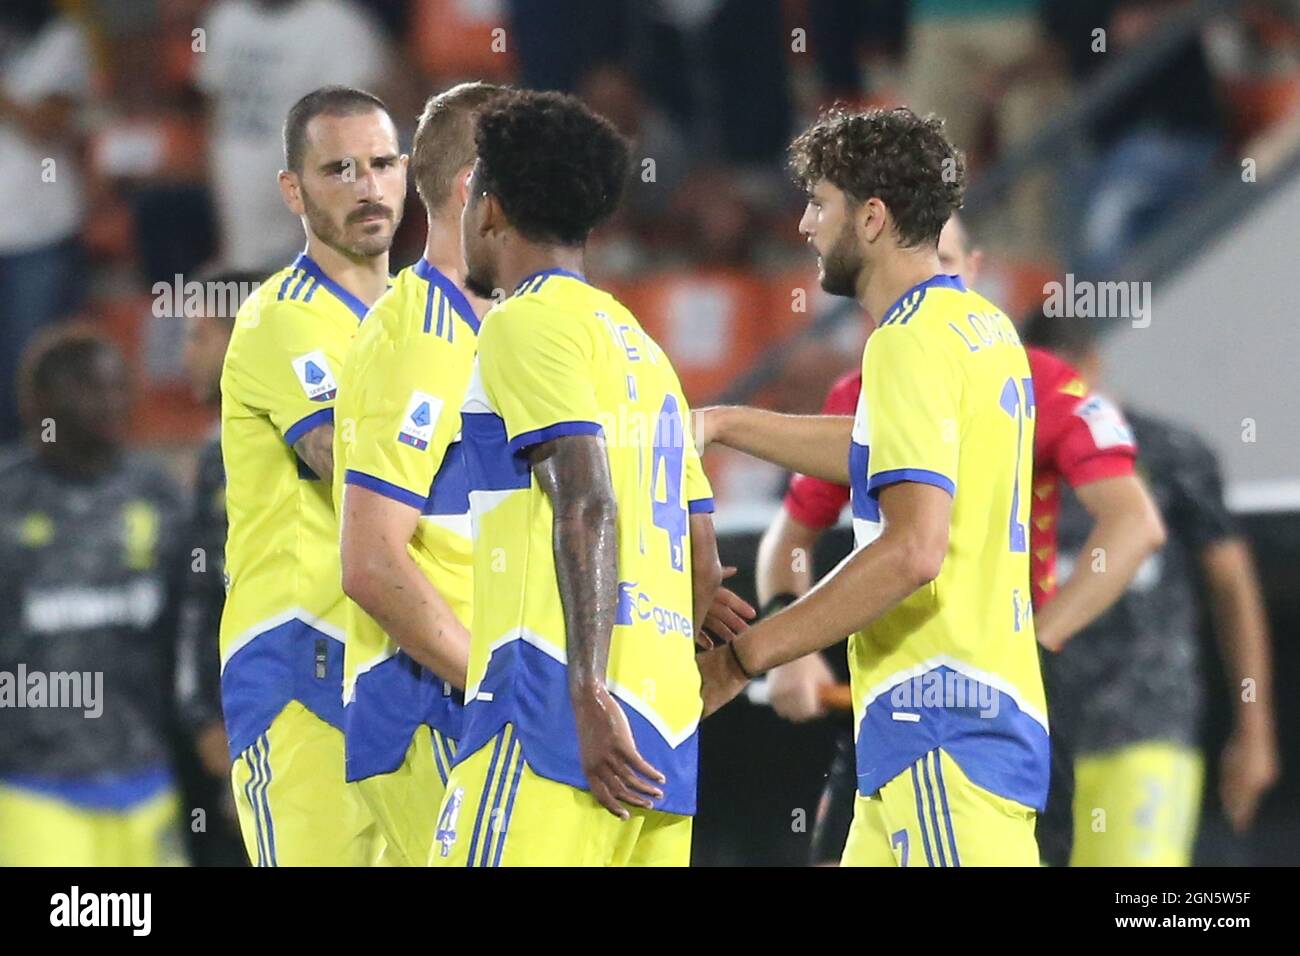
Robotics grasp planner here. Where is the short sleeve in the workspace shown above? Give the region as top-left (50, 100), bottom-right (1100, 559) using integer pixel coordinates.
top-left (684, 429), bottom-right (714, 513)
top-left (860, 327), bottom-right (960, 498)
top-left (1054, 393), bottom-right (1137, 488)
top-left (478, 305), bottom-right (602, 454)
top-left (224, 299), bottom-right (350, 446)
top-left (341, 316), bottom-right (472, 509)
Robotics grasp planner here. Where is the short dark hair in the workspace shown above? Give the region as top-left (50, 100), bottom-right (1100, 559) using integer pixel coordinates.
top-left (412, 81), bottom-right (508, 209)
top-left (17, 323), bottom-right (121, 425)
top-left (1019, 308), bottom-right (1100, 362)
top-left (788, 106), bottom-right (966, 248)
top-left (283, 85), bottom-right (390, 173)
top-left (474, 90), bottom-right (630, 246)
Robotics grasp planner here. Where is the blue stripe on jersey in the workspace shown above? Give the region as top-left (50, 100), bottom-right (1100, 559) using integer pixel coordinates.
top-left (466, 730), bottom-right (507, 867)
top-left (459, 639), bottom-right (700, 815)
top-left (512, 267), bottom-right (587, 295)
top-left (413, 258), bottom-right (480, 334)
top-left (288, 270), bottom-right (311, 300)
top-left (283, 407), bottom-right (334, 446)
top-left (345, 469), bottom-right (426, 510)
top-left (276, 270), bottom-right (297, 301)
top-left (345, 652), bottom-right (463, 782)
top-left (461, 412), bottom-right (532, 493)
top-left (881, 273), bottom-right (966, 324)
top-left (422, 284), bottom-right (436, 334)
top-left (480, 733), bottom-right (518, 867)
top-left (932, 752), bottom-right (961, 866)
top-left (492, 748), bottom-right (525, 867)
top-left (910, 762), bottom-right (936, 866)
top-left (849, 440), bottom-right (880, 522)
top-left (243, 750), bottom-right (265, 865)
top-left (303, 278), bottom-right (319, 302)
top-left (0, 764), bottom-right (174, 812)
top-left (292, 252), bottom-right (369, 321)
top-left (507, 420), bottom-right (604, 456)
top-left (921, 753), bottom-right (948, 866)
top-left (867, 467), bottom-right (956, 499)
top-left (431, 730), bottom-right (449, 786)
top-left (855, 664), bottom-right (1050, 811)
top-left (255, 734), bottom-right (278, 865)
top-left (221, 618), bottom-right (347, 760)
top-left (423, 441), bottom-right (470, 516)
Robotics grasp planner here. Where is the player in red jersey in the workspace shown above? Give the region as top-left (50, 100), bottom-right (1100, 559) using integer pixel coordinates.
top-left (754, 213), bottom-right (1165, 864)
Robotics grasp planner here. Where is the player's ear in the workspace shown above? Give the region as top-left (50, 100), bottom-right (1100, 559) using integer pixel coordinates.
top-left (859, 196), bottom-right (888, 245)
top-left (278, 169), bottom-right (305, 216)
top-left (454, 166), bottom-right (474, 208)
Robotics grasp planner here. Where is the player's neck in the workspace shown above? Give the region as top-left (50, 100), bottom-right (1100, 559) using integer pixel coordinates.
top-left (495, 241), bottom-right (586, 299)
top-left (421, 213), bottom-right (465, 285)
top-left (859, 248), bottom-right (944, 326)
top-left (303, 237), bottom-right (390, 308)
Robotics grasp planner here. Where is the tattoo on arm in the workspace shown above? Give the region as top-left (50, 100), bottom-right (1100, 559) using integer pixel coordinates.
top-left (293, 423), bottom-right (335, 482)
top-left (530, 435), bottom-right (619, 695)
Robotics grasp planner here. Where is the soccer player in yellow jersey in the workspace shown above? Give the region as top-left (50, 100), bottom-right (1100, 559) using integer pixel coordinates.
top-left (220, 86), bottom-right (407, 865)
top-left (333, 82), bottom-right (504, 867)
top-left (430, 90), bottom-right (730, 867)
top-left (696, 107), bottom-right (1048, 866)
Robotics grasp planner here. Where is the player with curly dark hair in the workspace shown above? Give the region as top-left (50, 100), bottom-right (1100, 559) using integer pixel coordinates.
top-left (461, 89), bottom-right (629, 298)
top-left (695, 107), bottom-right (1051, 866)
top-left (432, 90), bottom-right (743, 866)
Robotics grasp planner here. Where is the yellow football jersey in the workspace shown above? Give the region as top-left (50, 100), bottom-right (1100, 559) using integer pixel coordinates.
top-left (334, 259), bottom-right (478, 782)
top-left (219, 252), bottom-right (369, 759)
top-left (848, 274), bottom-right (1049, 811)
top-left (458, 269), bottom-right (713, 816)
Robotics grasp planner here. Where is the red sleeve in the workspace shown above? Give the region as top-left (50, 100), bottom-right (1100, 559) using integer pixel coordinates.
top-left (1028, 348), bottom-right (1137, 489)
top-left (782, 371), bottom-right (859, 529)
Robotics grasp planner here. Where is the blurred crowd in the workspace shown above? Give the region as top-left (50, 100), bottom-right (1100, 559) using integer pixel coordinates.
top-left (1, 0), bottom-right (1298, 867)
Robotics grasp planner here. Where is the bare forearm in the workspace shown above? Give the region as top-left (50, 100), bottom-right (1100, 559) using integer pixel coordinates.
top-left (709, 407), bottom-right (851, 483)
top-left (344, 547), bottom-right (469, 687)
top-left (1206, 540), bottom-right (1275, 733)
top-left (755, 511), bottom-right (819, 605)
top-left (553, 503), bottom-right (619, 694)
top-left (737, 534), bottom-right (929, 673)
top-left (1036, 513), bottom-right (1159, 649)
top-left (293, 423), bottom-right (335, 483)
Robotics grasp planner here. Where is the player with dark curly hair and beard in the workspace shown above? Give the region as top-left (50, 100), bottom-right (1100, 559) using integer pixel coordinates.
top-left (430, 90), bottom-right (746, 867)
top-left (693, 106), bottom-right (1049, 866)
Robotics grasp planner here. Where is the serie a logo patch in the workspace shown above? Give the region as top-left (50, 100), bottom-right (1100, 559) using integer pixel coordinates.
top-left (398, 391), bottom-right (443, 451)
top-left (291, 350), bottom-right (337, 402)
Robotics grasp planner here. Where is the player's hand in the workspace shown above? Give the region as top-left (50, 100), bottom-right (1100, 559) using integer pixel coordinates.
top-left (697, 642), bottom-right (750, 718)
top-left (768, 653), bottom-right (835, 723)
top-left (1220, 725), bottom-right (1280, 833)
top-left (698, 566), bottom-right (756, 648)
top-left (572, 684), bottom-right (665, 820)
top-left (691, 406), bottom-right (725, 451)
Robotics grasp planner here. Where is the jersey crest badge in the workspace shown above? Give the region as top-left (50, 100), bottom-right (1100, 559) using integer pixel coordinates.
top-left (292, 350), bottom-right (337, 402)
top-left (397, 391), bottom-right (442, 451)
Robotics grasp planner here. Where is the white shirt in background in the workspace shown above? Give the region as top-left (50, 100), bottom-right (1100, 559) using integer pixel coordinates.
top-left (197, 0), bottom-right (388, 272)
top-left (0, 17), bottom-right (91, 255)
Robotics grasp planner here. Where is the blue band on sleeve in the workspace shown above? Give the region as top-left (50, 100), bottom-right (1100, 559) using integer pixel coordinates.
top-left (507, 421), bottom-right (604, 455)
top-left (282, 407), bottom-right (334, 446)
top-left (344, 469), bottom-right (427, 510)
top-left (867, 468), bottom-right (956, 499)
top-left (687, 497), bottom-right (715, 514)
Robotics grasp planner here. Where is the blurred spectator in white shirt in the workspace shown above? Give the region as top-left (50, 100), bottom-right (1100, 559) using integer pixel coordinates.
top-left (0, 1), bottom-right (91, 445)
top-left (196, 0), bottom-right (389, 272)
